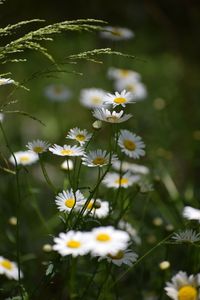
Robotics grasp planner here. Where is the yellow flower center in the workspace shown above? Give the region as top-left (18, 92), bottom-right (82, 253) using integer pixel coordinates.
top-left (119, 70), bottom-right (129, 77)
top-left (66, 240), bottom-right (81, 248)
top-left (1, 259), bottom-right (13, 270)
top-left (123, 139), bottom-right (136, 150)
top-left (92, 97), bottom-right (102, 104)
top-left (33, 146), bottom-right (44, 153)
top-left (61, 149), bottom-right (74, 156)
top-left (96, 233), bottom-right (111, 242)
top-left (108, 250), bottom-right (124, 260)
top-left (65, 198), bottom-right (75, 208)
top-left (20, 155), bottom-right (30, 163)
top-left (87, 200), bottom-right (94, 210)
top-left (178, 286), bottom-right (197, 300)
top-left (114, 97), bottom-right (127, 104)
top-left (76, 134), bottom-right (85, 142)
top-left (115, 178), bottom-right (129, 185)
top-left (92, 157), bottom-right (106, 165)
top-left (87, 200), bottom-right (101, 210)
top-left (106, 116), bottom-right (118, 122)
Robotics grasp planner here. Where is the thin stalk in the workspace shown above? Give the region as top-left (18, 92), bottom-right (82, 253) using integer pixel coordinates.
top-left (38, 154), bottom-right (56, 193)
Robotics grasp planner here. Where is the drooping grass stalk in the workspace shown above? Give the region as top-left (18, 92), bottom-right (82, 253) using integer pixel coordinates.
top-left (0, 122), bottom-right (23, 299)
top-left (38, 154), bottom-right (57, 193)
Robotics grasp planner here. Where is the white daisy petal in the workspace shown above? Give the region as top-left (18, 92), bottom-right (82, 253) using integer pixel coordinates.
top-left (100, 26), bottom-right (134, 41)
top-left (55, 189), bottom-right (85, 213)
top-left (49, 144), bottom-right (84, 157)
top-left (66, 127), bottom-right (92, 146)
top-left (0, 256), bottom-right (22, 280)
top-left (80, 88), bottom-right (107, 109)
top-left (9, 151), bottom-right (38, 166)
top-left (107, 67), bottom-right (141, 81)
top-left (26, 139), bottom-right (50, 154)
top-left (118, 130), bottom-right (145, 159)
top-left (44, 84), bottom-right (72, 102)
top-left (92, 108), bottom-right (132, 123)
top-left (103, 172), bottom-right (140, 189)
top-left (82, 149), bottom-right (118, 167)
top-left (183, 206), bottom-right (200, 222)
top-left (103, 90), bottom-right (134, 108)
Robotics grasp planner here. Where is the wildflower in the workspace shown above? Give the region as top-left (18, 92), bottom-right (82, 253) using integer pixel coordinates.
top-left (107, 67), bottom-right (141, 81)
top-left (88, 226), bottom-right (130, 256)
top-left (112, 161), bottom-right (149, 175)
top-left (61, 159), bottom-right (74, 171)
top-left (53, 231), bottom-right (91, 257)
top-left (118, 130), bottom-right (145, 159)
top-left (98, 249), bottom-right (138, 267)
top-left (165, 271), bottom-right (200, 300)
top-left (43, 244), bottom-right (52, 252)
top-left (93, 108), bottom-right (132, 123)
top-left (183, 206), bottom-right (200, 222)
top-left (114, 80), bottom-right (147, 101)
top-left (103, 90), bottom-right (134, 108)
top-left (8, 217), bottom-right (17, 226)
top-left (100, 26), bottom-right (134, 41)
top-left (44, 84), bottom-right (71, 102)
top-left (118, 220), bottom-right (141, 244)
top-left (66, 127), bottom-right (92, 146)
top-left (172, 229), bottom-right (200, 243)
top-left (82, 150), bottom-right (118, 168)
top-left (159, 261), bottom-right (170, 270)
top-left (0, 78), bottom-right (14, 86)
top-left (26, 139), bottom-right (50, 154)
top-left (55, 189), bottom-right (85, 213)
top-left (0, 257), bottom-right (21, 280)
top-left (92, 120), bottom-right (102, 130)
top-left (83, 199), bottom-right (109, 218)
top-left (49, 144), bottom-right (84, 157)
top-left (80, 88), bottom-right (107, 108)
top-left (9, 151), bottom-right (38, 166)
top-left (103, 172), bottom-right (140, 189)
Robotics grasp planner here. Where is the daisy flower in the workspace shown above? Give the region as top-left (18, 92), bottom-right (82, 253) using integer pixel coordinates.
top-left (83, 199), bottom-right (109, 218)
top-left (183, 206), bottom-right (200, 222)
top-left (118, 130), bottom-right (145, 159)
top-left (55, 189), bottom-right (85, 213)
top-left (26, 139), bottom-right (50, 154)
top-left (114, 80), bottom-right (147, 101)
top-left (103, 90), bottom-right (134, 108)
top-left (9, 151), bottom-right (38, 166)
top-left (172, 230), bottom-right (200, 243)
top-left (0, 78), bottom-right (14, 86)
top-left (107, 67), bottom-right (141, 81)
top-left (88, 226), bottom-right (130, 256)
top-left (92, 108), bottom-right (132, 123)
top-left (0, 256), bottom-right (21, 280)
top-left (118, 220), bottom-right (141, 245)
top-left (80, 88), bottom-right (107, 109)
top-left (112, 161), bottom-right (149, 175)
top-left (165, 271), bottom-right (200, 300)
top-left (61, 159), bottom-right (74, 171)
top-left (53, 231), bottom-right (91, 257)
top-left (100, 26), bottom-right (134, 41)
top-left (66, 127), bottom-right (92, 146)
top-left (98, 249), bottom-right (138, 267)
top-left (103, 172), bottom-right (140, 189)
top-left (49, 144), bottom-right (84, 157)
top-left (44, 84), bottom-right (71, 102)
top-left (82, 150), bottom-right (118, 168)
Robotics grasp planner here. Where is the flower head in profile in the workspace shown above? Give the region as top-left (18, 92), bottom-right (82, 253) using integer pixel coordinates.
top-left (53, 231), bottom-right (91, 257)
top-left (26, 140), bottom-right (50, 154)
top-left (172, 229), bottom-right (200, 244)
top-left (83, 199), bottom-right (109, 219)
top-left (100, 26), bottom-right (134, 41)
top-left (112, 161), bottom-right (149, 175)
top-left (165, 271), bottom-right (200, 300)
top-left (9, 151), bottom-right (38, 166)
top-left (55, 189), bottom-right (85, 213)
top-left (88, 226), bottom-right (130, 256)
top-left (80, 88), bottom-right (107, 109)
top-left (0, 78), bottom-right (14, 86)
top-left (44, 84), bottom-right (71, 102)
top-left (98, 249), bottom-right (138, 267)
top-left (92, 108), bottom-right (132, 123)
top-left (0, 256), bottom-right (22, 280)
top-left (49, 144), bottom-right (84, 157)
top-left (103, 90), bottom-right (134, 108)
top-left (118, 130), bottom-right (145, 159)
top-left (82, 150), bottom-right (118, 168)
top-left (183, 206), bottom-right (200, 222)
top-left (107, 67), bottom-right (141, 81)
top-left (66, 127), bottom-right (92, 146)
top-left (103, 172), bottom-right (140, 189)
top-left (114, 80), bottom-right (147, 101)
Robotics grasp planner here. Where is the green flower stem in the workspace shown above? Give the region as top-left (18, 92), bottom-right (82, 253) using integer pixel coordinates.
top-left (69, 257), bottom-right (78, 299)
top-left (0, 122), bottom-right (23, 299)
top-left (38, 154), bottom-right (57, 193)
top-left (96, 263), bottom-right (112, 300)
